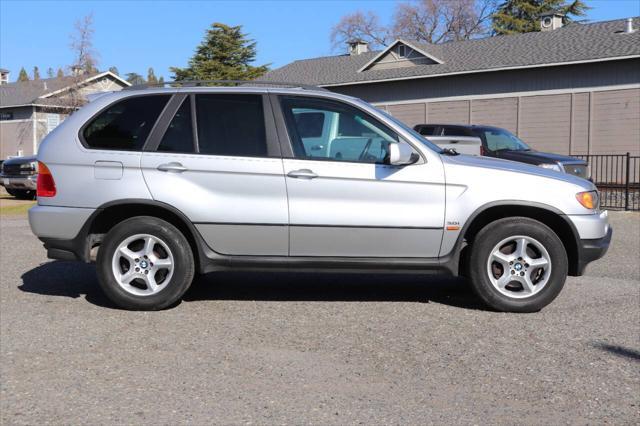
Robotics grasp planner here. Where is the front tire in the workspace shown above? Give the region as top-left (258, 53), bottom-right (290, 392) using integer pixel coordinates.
top-left (96, 216), bottom-right (195, 310)
top-left (468, 217), bottom-right (568, 313)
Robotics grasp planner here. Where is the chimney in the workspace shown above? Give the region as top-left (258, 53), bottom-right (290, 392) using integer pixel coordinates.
top-left (540, 12), bottom-right (565, 32)
top-left (348, 40), bottom-right (369, 56)
top-left (625, 18), bottom-right (636, 34)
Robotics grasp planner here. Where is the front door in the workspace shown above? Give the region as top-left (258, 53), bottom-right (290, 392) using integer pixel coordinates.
top-left (141, 93), bottom-right (288, 256)
top-left (276, 95), bottom-right (445, 258)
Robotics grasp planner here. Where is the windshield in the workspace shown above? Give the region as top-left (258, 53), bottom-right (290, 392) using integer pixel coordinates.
top-left (475, 127), bottom-right (531, 152)
top-left (375, 108), bottom-right (443, 153)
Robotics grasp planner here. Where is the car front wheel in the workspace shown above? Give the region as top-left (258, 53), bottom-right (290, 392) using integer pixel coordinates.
top-left (468, 217), bottom-right (568, 313)
top-left (96, 216), bottom-right (195, 310)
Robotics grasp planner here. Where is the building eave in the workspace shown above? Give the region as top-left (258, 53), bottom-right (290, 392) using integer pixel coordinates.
top-left (323, 54), bottom-right (640, 88)
top-left (40, 71), bottom-right (131, 99)
top-left (357, 39), bottom-right (444, 73)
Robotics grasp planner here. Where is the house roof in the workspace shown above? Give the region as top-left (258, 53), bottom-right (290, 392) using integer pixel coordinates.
top-left (264, 17), bottom-right (640, 87)
top-left (0, 71), bottom-right (130, 108)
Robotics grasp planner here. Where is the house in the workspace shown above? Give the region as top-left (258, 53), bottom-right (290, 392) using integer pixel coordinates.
top-left (264, 16), bottom-right (640, 155)
top-left (0, 71), bottom-right (130, 159)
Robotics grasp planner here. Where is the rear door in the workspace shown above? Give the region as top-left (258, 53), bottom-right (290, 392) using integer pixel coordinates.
top-left (141, 92), bottom-right (289, 256)
top-left (274, 95), bottom-right (445, 258)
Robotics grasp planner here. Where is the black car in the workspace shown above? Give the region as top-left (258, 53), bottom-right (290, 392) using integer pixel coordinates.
top-left (414, 124), bottom-right (590, 180)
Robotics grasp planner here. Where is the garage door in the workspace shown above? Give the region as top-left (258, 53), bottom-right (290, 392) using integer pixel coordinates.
top-left (387, 103), bottom-right (426, 127)
top-left (470, 97), bottom-right (518, 133)
top-left (591, 88), bottom-right (640, 155)
top-left (519, 94), bottom-right (571, 154)
top-left (427, 100), bottom-right (470, 125)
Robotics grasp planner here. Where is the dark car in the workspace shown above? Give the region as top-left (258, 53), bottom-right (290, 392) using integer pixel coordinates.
top-left (0, 155), bottom-right (38, 199)
top-left (414, 124), bottom-right (589, 180)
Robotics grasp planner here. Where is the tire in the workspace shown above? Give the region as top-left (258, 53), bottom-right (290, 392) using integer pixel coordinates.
top-left (96, 216), bottom-right (195, 310)
top-left (10, 189), bottom-right (35, 200)
top-left (468, 217), bottom-right (568, 313)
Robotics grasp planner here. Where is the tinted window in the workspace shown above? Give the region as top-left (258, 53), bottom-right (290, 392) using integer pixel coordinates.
top-left (294, 112), bottom-right (324, 138)
top-left (442, 126), bottom-right (474, 137)
top-left (417, 125), bottom-right (437, 136)
top-left (280, 96), bottom-right (399, 164)
top-left (195, 94), bottom-right (267, 157)
top-left (158, 99), bottom-right (194, 153)
top-left (83, 95), bottom-right (170, 150)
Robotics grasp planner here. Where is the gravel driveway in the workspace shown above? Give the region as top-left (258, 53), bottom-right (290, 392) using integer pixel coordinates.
top-left (1, 208), bottom-right (638, 425)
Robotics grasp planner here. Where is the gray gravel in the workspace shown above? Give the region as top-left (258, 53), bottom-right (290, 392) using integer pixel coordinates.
top-left (1, 210), bottom-right (639, 425)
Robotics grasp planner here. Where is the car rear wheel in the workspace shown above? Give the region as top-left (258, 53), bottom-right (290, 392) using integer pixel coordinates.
top-left (96, 216), bottom-right (195, 310)
top-left (7, 189), bottom-right (35, 199)
top-left (468, 217), bottom-right (568, 313)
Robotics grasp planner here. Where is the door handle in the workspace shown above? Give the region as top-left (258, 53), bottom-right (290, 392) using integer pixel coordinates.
top-left (287, 169), bottom-right (318, 179)
top-left (157, 162), bottom-right (188, 173)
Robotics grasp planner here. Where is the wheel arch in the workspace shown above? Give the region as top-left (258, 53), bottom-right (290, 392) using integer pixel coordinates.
top-left (457, 201), bottom-right (581, 277)
top-left (86, 199), bottom-right (208, 273)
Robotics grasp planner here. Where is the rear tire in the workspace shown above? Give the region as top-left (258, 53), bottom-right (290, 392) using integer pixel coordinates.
top-left (8, 189), bottom-right (36, 199)
top-left (96, 216), bottom-right (195, 310)
top-left (468, 217), bottom-right (567, 313)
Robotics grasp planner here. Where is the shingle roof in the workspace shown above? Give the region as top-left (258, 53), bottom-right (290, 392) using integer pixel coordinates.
top-left (0, 72), bottom-right (129, 108)
top-left (263, 17), bottom-right (640, 87)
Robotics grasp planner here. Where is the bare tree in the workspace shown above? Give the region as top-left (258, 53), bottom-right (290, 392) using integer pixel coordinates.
top-left (330, 11), bottom-right (390, 50)
top-left (331, 0), bottom-right (497, 50)
top-left (70, 12), bottom-right (98, 74)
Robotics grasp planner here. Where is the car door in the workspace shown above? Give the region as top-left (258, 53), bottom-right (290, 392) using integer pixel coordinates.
top-left (141, 92), bottom-right (289, 256)
top-left (274, 94), bottom-right (445, 258)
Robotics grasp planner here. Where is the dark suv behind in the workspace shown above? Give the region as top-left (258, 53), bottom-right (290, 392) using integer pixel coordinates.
top-left (414, 124), bottom-right (589, 180)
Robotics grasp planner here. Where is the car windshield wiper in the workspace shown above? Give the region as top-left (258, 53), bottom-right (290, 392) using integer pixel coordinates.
top-left (441, 148), bottom-right (459, 156)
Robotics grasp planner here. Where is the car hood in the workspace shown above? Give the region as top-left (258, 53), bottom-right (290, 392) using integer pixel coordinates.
top-left (441, 153), bottom-right (593, 188)
top-left (2, 155), bottom-right (37, 166)
top-left (498, 150), bottom-right (585, 165)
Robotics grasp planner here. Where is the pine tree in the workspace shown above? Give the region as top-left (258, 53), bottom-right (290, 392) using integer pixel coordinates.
top-left (56, 68), bottom-right (65, 78)
top-left (492, 0), bottom-right (589, 35)
top-left (47, 67), bottom-right (54, 78)
top-left (33, 66), bottom-right (41, 80)
top-left (170, 23), bottom-right (269, 81)
top-left (108, 66), bottom-right (119, 75)
top-left (18, 67), bottom-right (29, 81)
top-left (147, 67), bottom-right (158, 85)
top-left (125, 72), bottom-right (145, 85)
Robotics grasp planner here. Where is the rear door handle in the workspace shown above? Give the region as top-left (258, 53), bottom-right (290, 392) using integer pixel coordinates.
top-left (157, 162), bottom-right (188, 173)
top-left (287, 169), bottom-right (318, 179)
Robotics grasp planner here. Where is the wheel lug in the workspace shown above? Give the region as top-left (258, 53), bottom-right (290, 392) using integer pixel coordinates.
top-left (143, 255), bottom-right (148, 259)
top-left (518, 257), bottom-right (522, 261)
top-left (135, 258), bottom-right (139, 263)
top-left (509, 261), bottom-right (513, 265)
top-left (145, 270), bottom-right (149, 274)
top-left (520, 272), bottom-right (524, 276)
top-left (511, 270), bottom-right (515, 275)
top-left (150, 262), bottom-right (154, 266)
top-left (135, 267), bottom-right (140, 272)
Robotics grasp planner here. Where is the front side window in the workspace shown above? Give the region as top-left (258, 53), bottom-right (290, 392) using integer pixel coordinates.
top-left (195, 94), bottom-right (267, 157)
top-left (280, 96), bottom-right (399, 164)
top-left (83, 95), bottom-right (170, 150)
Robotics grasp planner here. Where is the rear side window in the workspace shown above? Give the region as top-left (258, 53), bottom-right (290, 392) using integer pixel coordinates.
top-left (83, 95), bottom-right (170, 150)
top-left (195, 94), bottom-right (267, 157)
top-left (442, 126), bottom-right (474, 137)
top-left (158, 99), bottom-right (194, 153)
top-left (417, 125), bottom-right (437, 136)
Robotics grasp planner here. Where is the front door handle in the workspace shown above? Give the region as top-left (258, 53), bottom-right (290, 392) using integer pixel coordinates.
top-left (287, 169), bottom-right (318, 179)
top-left (157, 162), bottom-right (188, 173)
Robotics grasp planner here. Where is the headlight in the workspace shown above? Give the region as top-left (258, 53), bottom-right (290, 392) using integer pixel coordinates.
top-left (576, 191), bottom-right (599, 210)
top-left (539, 163), bottom-right (563, 172)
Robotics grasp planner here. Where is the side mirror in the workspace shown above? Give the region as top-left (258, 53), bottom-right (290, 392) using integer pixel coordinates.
top-left (388, 142), bottom-right (419, 166)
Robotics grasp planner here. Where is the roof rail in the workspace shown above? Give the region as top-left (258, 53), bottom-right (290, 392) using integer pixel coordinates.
top-left (123, 80), bottom-right (328, 92)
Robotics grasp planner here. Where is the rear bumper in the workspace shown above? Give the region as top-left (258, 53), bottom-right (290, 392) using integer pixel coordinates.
top-left (575, 226), bottom-right (613, 275)
top-left (0, 175), bottom-right (37, 190)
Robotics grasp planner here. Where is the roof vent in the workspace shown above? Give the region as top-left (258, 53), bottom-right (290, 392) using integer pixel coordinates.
top-left (625, 18), bottom-right (636, 34)
top-left (540, 12), bottom-right (564, 31)
top-left (348, 40), bottom-right (369, 56)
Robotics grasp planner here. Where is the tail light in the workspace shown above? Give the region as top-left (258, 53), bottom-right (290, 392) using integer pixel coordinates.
top-left (480, 145), bottom-right (487, 156)
top-left (37, 162), bottom-right (56, 197)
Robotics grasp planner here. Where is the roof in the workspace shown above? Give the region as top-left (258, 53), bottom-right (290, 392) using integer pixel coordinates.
top-left (0, 71), bottom-right (130, 108)
top-left (264, 17), bottom-right (640, 87)
top-left (0, 68), bottom-right (9, 73)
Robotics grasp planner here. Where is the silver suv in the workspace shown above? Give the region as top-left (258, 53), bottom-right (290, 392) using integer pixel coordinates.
top-left (29, 84), bottom-right (612, 312)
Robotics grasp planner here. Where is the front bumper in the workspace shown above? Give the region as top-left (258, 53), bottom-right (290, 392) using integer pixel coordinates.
top-left (0, 175), bottom-right (37, 190)
top-left (575, 225), bottom-right (613, 275)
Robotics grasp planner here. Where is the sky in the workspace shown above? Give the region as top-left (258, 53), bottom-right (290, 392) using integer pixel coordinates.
top-left (1, 0), bottom-right (639, 82)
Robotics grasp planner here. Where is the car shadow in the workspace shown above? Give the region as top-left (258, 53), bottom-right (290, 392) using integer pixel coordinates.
top-left (590, 341), bottom-right (640, 362)
top-left (19, 261), bottom-right (486, 311)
